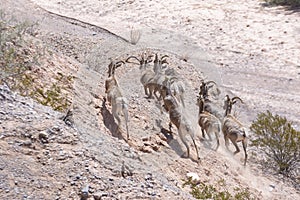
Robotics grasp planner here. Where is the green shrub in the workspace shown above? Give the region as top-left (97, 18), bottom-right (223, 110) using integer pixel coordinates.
top-left (250, 110), bottom-right (300, 176)
top-left (0, 11), bottom-right (40, 79)
top-left (264, 0), bottom-right (300, 7)
top-left (183, 178), bottom-right (256, 200)
top-left (0, 10), bottom-right (72, 112)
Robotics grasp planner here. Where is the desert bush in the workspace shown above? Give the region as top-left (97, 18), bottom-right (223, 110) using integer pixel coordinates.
top-left (0, 10), bottom-right (72, 112)
top-left (0, 11), bottom-right (40, 79)
top-left (183, 178), bottom-right (256, 200)
top-left (250, 110), bottom-right (300, 176)
top-left (130, 28), bottom-right (141, 45)
top-left (264, 0), bottom-right (300, 7)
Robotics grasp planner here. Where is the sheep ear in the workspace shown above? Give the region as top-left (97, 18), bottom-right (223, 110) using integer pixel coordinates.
top-left (154, 53), bottom-right (159, 62)
top-left (225, 95), bottom-right (230, 100)
top-left (108, 61), bottom-right (114, 77)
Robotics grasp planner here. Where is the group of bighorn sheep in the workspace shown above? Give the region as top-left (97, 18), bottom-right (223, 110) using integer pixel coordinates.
top-left (104, 51), bottom-right (248, 166)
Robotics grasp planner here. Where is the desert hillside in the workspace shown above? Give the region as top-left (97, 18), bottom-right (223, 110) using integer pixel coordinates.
top-left (0, 0), bottom-right (299, 199)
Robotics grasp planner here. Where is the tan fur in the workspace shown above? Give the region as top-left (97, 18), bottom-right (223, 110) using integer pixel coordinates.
top-left (222, 96), bottom-right (248, 166)
top-left (196, 97), bottom-right (221, 150)
top-left (105, 76), bottom-right (129, 140)
top-left (163, 94), bottom-right (200, 161)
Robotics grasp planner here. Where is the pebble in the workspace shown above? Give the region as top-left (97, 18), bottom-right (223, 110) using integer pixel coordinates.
top-left (93, 192), bottom-right (108, 200)
top-left (269, 183), bottom-right (276, 192)
top-left (81, 185), bottom-right (89, 200)
top-left (186, 172), bottom-right (200, 184)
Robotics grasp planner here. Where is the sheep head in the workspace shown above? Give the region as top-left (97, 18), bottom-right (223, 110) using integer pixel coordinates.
top-left (108, 59), bottom-right (125, 77)
top-left (223, 95), bottom-right (244, 116)
top-left (199, 80), bottom-right (218, 99)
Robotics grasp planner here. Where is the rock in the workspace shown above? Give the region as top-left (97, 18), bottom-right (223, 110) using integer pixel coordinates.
top-left (22, 139), bottom-right (32, 147)
top-left (121, 161), bottom-right (133, 178)
top-left (81, 185), bottom-right (89, 200)
top-left (269, 184), bottom-right (275, 192)
top-left (93, 192), bottom-right (108, 200)
top-left (186, 172), bottom-right (200, 184)
top-left (38, 131), bottom-right (49, 143)
top-left (151, 144), bottom-right (159, 151)
top-left (139, 145), bottom-right (152, 153)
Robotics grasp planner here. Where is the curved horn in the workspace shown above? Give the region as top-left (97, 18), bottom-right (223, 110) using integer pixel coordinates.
top-left (205, 80), bottom-right (217, 86)
top-left (169, 76), bottom-right (179, 83)
top-left (161, 55), bottom-right (169, 64)
top-left (115, 60), bottom-right (125, 69)
top-left (125, 56), bottom-right (140, 64)
top-left (161, 55), bottom-right (169, 60)
top-left (116, 60), bottom-right (125, 65)
top-left (232, 96), bottom-right (244, 104)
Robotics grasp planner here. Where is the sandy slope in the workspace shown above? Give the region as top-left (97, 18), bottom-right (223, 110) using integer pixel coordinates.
top-left (27, 0), bottom-right (300, 198)
top-left (30, 0), bottom-right (300, 125)
top-left (0, 0), bottom-right (299, 199)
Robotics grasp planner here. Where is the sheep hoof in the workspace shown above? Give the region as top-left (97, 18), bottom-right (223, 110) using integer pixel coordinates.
top-left (197, 158), bottom-right (201, 164)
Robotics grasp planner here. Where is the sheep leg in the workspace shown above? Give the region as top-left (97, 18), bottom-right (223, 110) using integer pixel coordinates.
top-left (178, 130), bottom-right (190, 158)
top-left (214, 131), bottom-right (220, 151)
top-left (143, 86), bottom-right (149, 96)
top-left (207, 131), bottom-right (213, 141)
top-left (122, 101), bottom-right (129, 140)
top-left (191, 136), bottom-right (200, 161)
top-left (168, 122), bottom-right (173, 133)
top-left (112, 105), bottom-right (121, 133)
top-left (242, 140), bottom-right (248, 166)
top-left (147, 85), bottom-right (154, 99)
top-left (224, 134), bottom-right (230, 151)
top-left (180, 95), bottom-right (185, 107)
top-left (201, 128), bottom-right (206, 139)
top-left (232, 141), bottom-right (240, 155)
top-left (153, 88), bottom-right (161, 100)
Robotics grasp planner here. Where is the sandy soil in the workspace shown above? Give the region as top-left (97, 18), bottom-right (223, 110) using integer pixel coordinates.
top-left (30, 0), bottom-right (300, 125)
top-left (1, 0), bottom-right (299, 199)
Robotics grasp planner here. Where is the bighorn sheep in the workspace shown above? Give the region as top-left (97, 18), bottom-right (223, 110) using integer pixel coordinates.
top-left (167, 76), bottom-right (185, 107)
top-left (125, 52), bottom-right (154, 98)
top-left (108, 59), bottom-right (125, 77)
top-left (157, 76), bottom-right (186, 108)
top-left (198, 80), bottom-right (221, 119)
top-left (222, 95), bottom-right (248, 166)
top-left (196, 96), bottom-right (221, 150)
top-left (162, 83), bottom-right (200, 161)
top-left (105, 61), bottom-right (129, 140)
top-left (199, 80), bottom-right (218, 99)
top-left (145, 53), bottom-right (169, 99)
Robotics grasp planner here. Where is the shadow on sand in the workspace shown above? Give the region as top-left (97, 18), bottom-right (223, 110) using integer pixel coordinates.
top-left (160, 126), bottom-right (199, 163)
top-left (260, 2), bottom-right (300, 13)
top-left (100, 97), bottom-right (125, 141)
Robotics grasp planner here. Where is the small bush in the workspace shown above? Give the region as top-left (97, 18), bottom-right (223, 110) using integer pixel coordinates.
top-left (264, 0), bottom-right (300, 7)
top-left (130, 28), bottom-right (141, 45)
top-left (0, 10), bottom-right (72, 112)
top-left (183, 178), bottom-right (256, 200)
top-left (250, 110), bottom-right (300, 176)
top-left (0, 11), bottom-right (40, 79)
